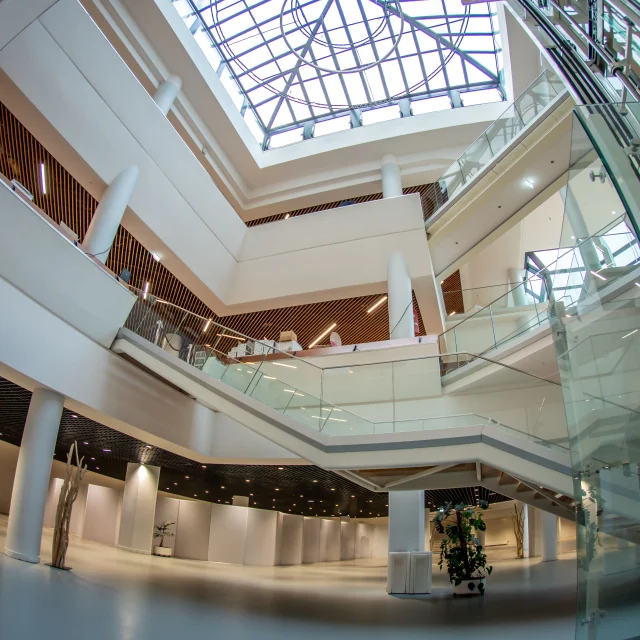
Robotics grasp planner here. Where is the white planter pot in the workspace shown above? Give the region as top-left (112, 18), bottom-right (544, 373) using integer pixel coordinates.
top-left (453, 577), bottom-right (486, 596)
top-left (153, 546), bottom-right (173, 558)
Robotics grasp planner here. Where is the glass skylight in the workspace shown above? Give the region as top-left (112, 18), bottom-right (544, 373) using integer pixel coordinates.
top-left (173, 0), bottom-right (504, 148)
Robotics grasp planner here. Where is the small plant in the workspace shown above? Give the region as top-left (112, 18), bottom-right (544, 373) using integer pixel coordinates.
top-left (434, 501), bottom-right (493, 593)
top-left (153, 521), bottom-right (175, 548)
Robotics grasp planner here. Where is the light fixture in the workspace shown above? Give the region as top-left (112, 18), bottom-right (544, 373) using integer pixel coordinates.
top-left (524, 178), bottom-right (535, 188)
top-left (83, 441), bottom-right (89, 445)
top-left (590, 270), bottom-right (607, 281)
top-left (622, 329), bottom-right (638, 340)
top-left (278, 467), bottom-right (284, 470)
top-left (272, 362), bottom-right (296, 369)
top-left (185, 475), bottom-right (190, 479)
top-left (217, 333), bottom-right (247, 341)
top-left (91, 457), bottom-right (95, 461)
top-left (367, 296), bottom-right (388, 313)
top-left (308, 323), bottom-right (337, 348)
top-left (202, 319), bottom-right (211, 333)
top-left (245, 479), bottom-right (250, 482)
top-left (143, 281), bottom-right (150, 300)
top-left (146, 445), bottom-right (152, 449)
top-left (635, 283), bottom-right (640, 288)
top-left (151, 252), bottom-right (161, 262)
top-left (96, 467), bottom-right (100, 470)
top-left (312, 480), bottom-right (318, 483)
top-left (284, 213), bottom-right (290, 219)
top-left (205, 490), bottom-right (209, 494)
top-left (71, 415), bottom-right (78, 419)
top-left (39, 162), bottom-right (47, 195)
top-left (103, 449), bottom-right (111, 452)
top-left (221, 485), bottom-right (225, 489)
top-left (449, 311), bottom-right (456, 316)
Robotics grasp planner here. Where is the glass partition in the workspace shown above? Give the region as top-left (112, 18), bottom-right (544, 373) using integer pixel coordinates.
top-left (547, 107), bottom-right (640, 639)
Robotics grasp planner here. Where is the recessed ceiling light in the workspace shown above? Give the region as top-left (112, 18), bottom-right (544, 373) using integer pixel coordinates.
top-left (151, 252), bottom-right (161, 262)
top-left (83, 441), bottom-right (89, 445)
top-left (174, 482), bottom-right (178, 485)
top-left (275, 488), bottom-right (280, 491)
top-left (185, 475), bottom-right (190, 479)
top-left (103, 449), bottom-right (110, 452)
top-left (278, 467), bottom-right (284, 470)
top-left (524, 178), bottom-right (535, 188)
top-left (245, 479), bottom-right (250, 482)
top-left (91, 457), bottom-right (95, 461)
top-left (250, 493), bottom-right (254, 496)
top-left (205, 490), bottom-right (209, 494)
top-left (143, 281), bottom-right (150, 300)
top-left (331, 488), bottom-right (335, 491)
top-left (71, 415), bottom-right (78, 419)
top-left (221, 485), bottom-right (225, 489)
top-left (284, 213), bottom-right (290, 219)
top-left (202, 465), bottom-right (207, 469)
top-left (313, 480), bottom-right (318, 483)
top-left (96, 466), bottom-right (100, 470)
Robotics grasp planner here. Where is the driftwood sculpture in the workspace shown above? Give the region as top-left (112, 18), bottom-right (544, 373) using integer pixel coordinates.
top-left (51, 441), bottom-right (87, 569)
top-left (512, 504), bottom-right (525, 559)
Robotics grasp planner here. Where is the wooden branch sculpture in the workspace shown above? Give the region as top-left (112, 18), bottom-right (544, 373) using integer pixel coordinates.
top-left (51, 441), bottom-right (87, 569)
top-left (512, 504), bottom-right (525, 559)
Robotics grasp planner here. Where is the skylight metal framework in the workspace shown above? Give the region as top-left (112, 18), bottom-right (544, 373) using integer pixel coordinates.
top-left (176, 0), bottom-right (503, 148)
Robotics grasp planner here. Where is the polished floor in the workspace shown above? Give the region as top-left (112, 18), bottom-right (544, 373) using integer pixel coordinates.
top-left (0, 515), bottom-right (577, 640)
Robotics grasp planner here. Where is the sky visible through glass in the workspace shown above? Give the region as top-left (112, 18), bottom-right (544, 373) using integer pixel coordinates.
top-left (171, 0), bottom-right (503, 148)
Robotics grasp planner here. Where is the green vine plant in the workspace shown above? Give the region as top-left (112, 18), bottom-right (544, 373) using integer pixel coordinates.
top-left (153, 521), bottom-right (175, 548)
top-left (434, 501), bottom-right (493, 594)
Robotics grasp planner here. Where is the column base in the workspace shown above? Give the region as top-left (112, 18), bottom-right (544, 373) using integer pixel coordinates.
top-left (4, 547), bottom-right (40, 564)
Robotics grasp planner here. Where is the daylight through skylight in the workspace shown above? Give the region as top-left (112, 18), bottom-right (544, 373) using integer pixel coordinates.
top-left (172, 0), bottom-right (503, 148)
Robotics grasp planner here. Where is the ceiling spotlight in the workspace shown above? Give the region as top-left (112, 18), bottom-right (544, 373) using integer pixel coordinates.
top-left (278, 467), bottom-right (284, 470)
top-left (83, 441), bottom-right (89, 445)
top-left (96, 467), bottom-right (100, 470)
top-left (245, 479), bottom-right (250, 482)
top-left (174, 482), bottom-right (178, 485)
top-left (185, 476), bottom-right (190, 479)
top-left (313, 480), bottom-right (318, 483)
top-left (205, 490), bottom-right (209, 494)
top-left (275, 488), bottom-right (280, 491)
top-left (103, 449), bottom-right (111, 452)
top-left (91, 457), bottom-right (95, 461)
top-left (524, 178), bottom-right (535, 189)
top-left (202, 465), bottom-right (207, 469)
top-left (71, 415), bottom-right (78, 419)
top-left (217, 333), bottom-right (246, 341)
top-left (284, 213), bottom-right (290, 219)
top-left (221, 485), bottom-right (225, 489)
top-left (151, 252), bottom-right (161, 262)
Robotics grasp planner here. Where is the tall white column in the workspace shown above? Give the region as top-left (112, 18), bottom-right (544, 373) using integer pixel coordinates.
top-left (117, 462), bottom-right (160, 554)
top-left (381, 154), bottom-right (402, 198)
top-left (507, 268), bottom-right (528, 306)
top-left (388, 490), bottom-right (425, 553)
top-left (5, 388), bottom-right (64, 563)
top-left (387, 252), bottom-right (415, 340)
top-left (541, 511), bottom-right (558, 561)
top-left (153, 75), bottom-right (182, 116)
top-left (83, 165), bottom-right (139, 264)
top-left (476, 527), bottom-right (486, 549)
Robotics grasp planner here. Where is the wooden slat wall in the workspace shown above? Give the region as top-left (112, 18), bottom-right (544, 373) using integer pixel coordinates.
top-left (246, 184), bottom-right (438, 227)
top-left (0, 101), bottom-right (427, 345)
top-left (441, 270), bottom-right (465, 316)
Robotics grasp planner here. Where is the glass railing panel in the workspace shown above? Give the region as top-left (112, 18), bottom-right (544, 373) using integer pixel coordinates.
top-left (318, 406), bottom-right (374, 436)
top-left (322, 361), bottom-right (394, 424)
top-left (437, 161), bottom-right (465, 203)
top-left (392, 357), bottom-right (441, 422)
top-left (485, 103), bottom-right (525, 153)
top-left (458, 133), bottom-right (493, 183)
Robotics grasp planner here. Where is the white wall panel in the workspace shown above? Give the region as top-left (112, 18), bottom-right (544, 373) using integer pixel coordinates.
top-left (340, 520), bottom-right (356, 561)
top-left (208, 503), bottom-right (248, 564)
top-left (244, 509), bottom-right (278, 566)
top-left (319, 519), bottom-right (341, 562)
top-left (84, 485), bottom-right (122, 546)
top-left (355, 523), bottom-right (374, 558)
top-left (174, 500), bottom-right (212, 561)
top-left (278, 513), bottom-right (303, 565)
top-left (302, 517), bottom-right (321, 564)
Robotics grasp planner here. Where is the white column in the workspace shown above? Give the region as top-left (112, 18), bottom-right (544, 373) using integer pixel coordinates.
top-left (83, 165), bottom-right (139, 264)
top-left (388, 252), bottom-right (415, 340)
top-left (388, 490), bottom-right (424, 553)
top-left (153, 75), bottom-right (182, 116)
top-left (381, 154), bottom-right (402, 199)
top-left (117, 462), bottom-right (160, 554)
top-left (476, 527), bottom-right (486, 549)
top-left (541, 511), bottom-right (558, 561)
top-left (424, 508), bottom-right (431, 550)
top-left (5, 388), bottom-right (64, 563)
top-left (507, 268), bottom-right (528, 306)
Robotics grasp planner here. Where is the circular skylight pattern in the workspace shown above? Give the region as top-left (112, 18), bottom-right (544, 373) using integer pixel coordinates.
top-left (177, 0), bottom-right (503, 143)
top-left (280, 0), bottom-right (405, 76)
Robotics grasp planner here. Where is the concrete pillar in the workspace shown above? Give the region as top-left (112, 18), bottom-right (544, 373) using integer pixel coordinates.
top-left (381, 154), bottom-right (402, 199)
top-left (541, 511), bottom-right (558, 561)
top-left (388, 490), bottom-right (424, 553)
top-left (387, 252), bottom-right (415, 340)
top-left (153, 75), bottom-right (182, 116)
top-left (4, 388), bottom-right (64, 563)
top-left (117, 462), bottom-right (160, 554)
top-left (83, 165), bottom-right (139, 264)
top-left (507, 268), bottom-right (528, 306)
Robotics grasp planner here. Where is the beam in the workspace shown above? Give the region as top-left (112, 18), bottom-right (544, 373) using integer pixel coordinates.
top-left (383, 463), bottom-right (458, 489)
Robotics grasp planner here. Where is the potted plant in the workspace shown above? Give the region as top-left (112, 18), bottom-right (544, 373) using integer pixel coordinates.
top-left (153, 521), bottom-right (175, 557)
top-left (434, 501), bottom-right (493, 595)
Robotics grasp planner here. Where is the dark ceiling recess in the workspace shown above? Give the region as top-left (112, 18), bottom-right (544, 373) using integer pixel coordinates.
top-left (0, 100), bottom-right (429, 345)
top-left (0, 377), bottom-right (509, 517)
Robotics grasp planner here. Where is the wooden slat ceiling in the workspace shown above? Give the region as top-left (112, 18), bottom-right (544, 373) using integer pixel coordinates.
top-left (0, 101), bottom-right (431, 346)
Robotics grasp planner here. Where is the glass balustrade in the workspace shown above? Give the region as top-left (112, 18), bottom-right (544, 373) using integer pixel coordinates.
top-left (122, 292), bottom-right (567, 450)
top-left (423, 70), bottom-right (565, 219)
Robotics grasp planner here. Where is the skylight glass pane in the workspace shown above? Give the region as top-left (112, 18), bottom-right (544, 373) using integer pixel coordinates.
top-left (361, 105), bottom-right (400, 126)
top-left (460, 88), bottom-right (503, 106)
top-left (176, 0), bottom-right (503, 143)
top-left (269, 128), bottom-right (304, 148)
top-left (411, 95), bottom-right (452, 115)
top-left (314, 115), bottom-right (351, 137)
